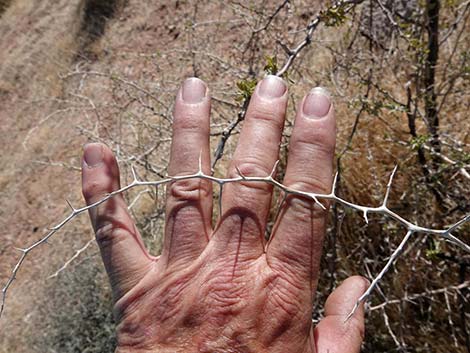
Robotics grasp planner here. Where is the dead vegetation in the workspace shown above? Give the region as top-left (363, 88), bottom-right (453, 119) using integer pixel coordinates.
top-left (0, 1), bottom-right (469, 352)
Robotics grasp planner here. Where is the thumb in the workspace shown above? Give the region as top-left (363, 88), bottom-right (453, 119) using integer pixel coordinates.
top-left (313, 276), bottom-right (368, 353)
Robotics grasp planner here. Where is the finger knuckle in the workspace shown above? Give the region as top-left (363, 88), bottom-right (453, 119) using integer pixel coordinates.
top-left (249, 108), bottom-right (284, 130)
top-left (168, 178), bottom-right (211, 202)
top-left (174, 111), bottom-right (209, 132)
top-left (231, 157), bottom-right (271, 177)
top-left (290, 136), bottom-right (335, 158)
top-left (95, 223), bottom-right (130, 248)
top-left (82, 180), bottom-right (107, 202)
top-left (287, 177), bottom-right (332, 196)
top-left (227, 159), bottom-right (274, 194)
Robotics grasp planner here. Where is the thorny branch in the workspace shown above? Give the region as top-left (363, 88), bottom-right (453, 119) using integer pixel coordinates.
top-left (1, 159), bottom-right (469, 320)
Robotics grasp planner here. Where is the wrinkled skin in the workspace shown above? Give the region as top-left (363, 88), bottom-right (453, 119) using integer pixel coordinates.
top-left (82, 76), bottom-right (367, 353)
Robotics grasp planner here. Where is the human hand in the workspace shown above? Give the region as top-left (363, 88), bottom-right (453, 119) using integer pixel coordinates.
top-left (81, 76), bottom-right (368, 353)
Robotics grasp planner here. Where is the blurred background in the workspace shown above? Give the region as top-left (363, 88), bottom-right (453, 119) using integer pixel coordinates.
top-left (0, 0), bottom-right (469, 351)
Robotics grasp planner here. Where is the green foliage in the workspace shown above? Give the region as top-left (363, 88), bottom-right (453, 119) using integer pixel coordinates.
top-left (425, 239), bottom-right (442, 260)
top-left (363, 100), bottom-right (383, 116)
top-left (462, 51), bottom-right (470, 79)
top-left (462, 152), bottom-right (470, 163)
top-left (320, 5), bottom-right (347, 27)
top-left (236, 78), bottom-right (258, 102)
top-left (235, 56), bottom-right (278, 103)
top-left (263, 55), bottom-right (278, 75)
top-left (410, 134), bottom-right (430, 151)
top-left (407, 37), bottom-right (424, 50)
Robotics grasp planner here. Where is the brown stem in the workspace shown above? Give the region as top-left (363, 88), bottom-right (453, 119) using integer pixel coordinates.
top-left (424, 0), bottom-right (441, 170)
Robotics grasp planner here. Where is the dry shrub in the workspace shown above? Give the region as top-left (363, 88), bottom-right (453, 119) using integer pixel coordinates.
top-left (31, 257), bottom-right (116, 353)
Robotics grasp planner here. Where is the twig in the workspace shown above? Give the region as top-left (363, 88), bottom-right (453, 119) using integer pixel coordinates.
top-left (382, 307), bottom-right (403, 351)
top-left (445, 291), bottom-right (459, 348)
top-left (48, 238), bottom-right (95, 279)
top-left (212, 98), bottom-right (250, 170)
top-left (253, 0), bottom-right (290, 34)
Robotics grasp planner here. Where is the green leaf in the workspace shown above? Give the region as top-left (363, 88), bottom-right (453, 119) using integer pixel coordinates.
top-left (263, 56), bottom-right (278, 75)
top-left (236, 78), bottom-right (258, 102)
top-left (320, 6), bottom-right (347, 27)
top-left (410, 135), bottom-right (429, 151)
top-left (425, 239), bottom-right (442, 260)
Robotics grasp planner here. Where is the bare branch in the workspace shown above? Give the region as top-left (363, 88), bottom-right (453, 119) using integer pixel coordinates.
top-left (346, 229), bottom-right (415, 321)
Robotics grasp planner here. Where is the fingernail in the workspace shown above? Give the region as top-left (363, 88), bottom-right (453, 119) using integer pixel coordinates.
top-left (303, 87), bottom-right (331, 118)
top-left (83, 143), bottom-right (104, 167)
top-left (182, 77), bottom-right (207, 103)
top-left (258, 75), bottom-right (286, 99)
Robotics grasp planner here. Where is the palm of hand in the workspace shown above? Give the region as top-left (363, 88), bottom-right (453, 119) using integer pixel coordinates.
top-left (82, 76), bottom-right (367, 353)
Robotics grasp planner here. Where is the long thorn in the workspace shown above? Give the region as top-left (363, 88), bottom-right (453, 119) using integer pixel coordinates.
top-left (383, 165), bottom-right (398, 207)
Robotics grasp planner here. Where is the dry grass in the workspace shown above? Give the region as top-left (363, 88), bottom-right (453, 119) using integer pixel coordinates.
top-left (0, 1), bottom-right (468, 352)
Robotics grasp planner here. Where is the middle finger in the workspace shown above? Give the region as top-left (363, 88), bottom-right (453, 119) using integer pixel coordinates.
top-left (212, 75), bottom-right (288, 262)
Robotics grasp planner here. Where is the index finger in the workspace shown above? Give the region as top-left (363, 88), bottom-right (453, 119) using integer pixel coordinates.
top-left (82, 143), bottom-right (153, 300)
